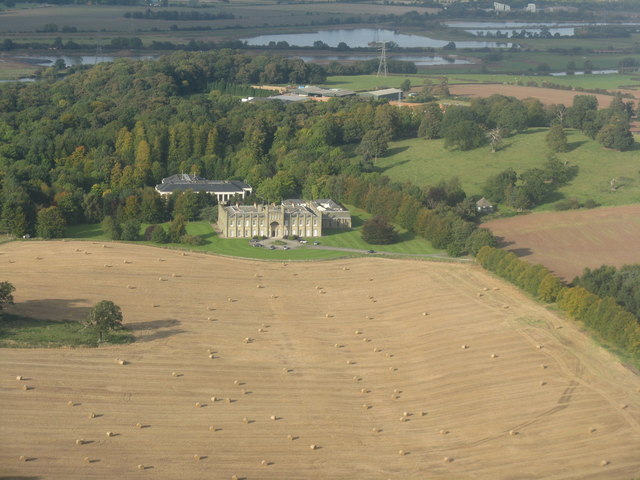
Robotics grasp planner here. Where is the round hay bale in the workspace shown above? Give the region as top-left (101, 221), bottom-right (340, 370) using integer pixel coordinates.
top-left (373, 347), bottom-right (380, 352)
top-left (540, 381), bottom-right (547, 386)
top-left (88, 412), bottom-right (95, 419)
top-left (270, 415), bottom-right (277, 421)
top-left (287, 434), bottom-right (294, 441)
top-left (67, 400), bottom-right (74, 407)
top-left (443, 457), bottom-right (453, 463)
top-left (76, 439), bottom-right (84, 446)
top-left (84, 456), bottom-right (91, 463)
top-left (422, 312), bottom-right (428, 316)
top-left (541, 364), bottom-right (547, 369)
top-left (171, 371), bottom-right (178, 377)
top-left (389, 367), bottom-right (396, 371)
top-left (353, 376), bottom-right (361, 382)
top-left (106, 431), bottom-right (114, 437)
top-left (483, 287), bottom-right (489, 291)
top-left (589, 427), bottom-right (596, 433)
top-left (362, 338), bottom-right (370, 342)
top-left (209, 354), bottom-right (215, 359)
top-left (22, 384), bottom-right (29, 391)
top-left (309, 444), bottom-right (318, 450)
top-left (509, 430), bottom-right (517, 436)
top-left (536, 344), bottom-right (543, 349)
top-left (398, 450), bottom-right (406, 456)
top-left (233, 380), bottom-right (240, 385)
top-left (16, 375), bottom-right (22, 381)
top-left (242, 417), bottom-right (249, 424)
top-left (231, 475), bottom-right (238, 480)
top-left (420, 411), bottom-right (426, 417)
top-left (211, 396), bottom-right (217, 402)
top-left (600, 460), bottom-right (609, 466)
top-left (226, 397), bottom-right (231, 404)
top-left (403, 411), bottom-right (409, 417)
top-left (193, 454), bottom-right (201, 461)
top-left (362, 404), bottom-right (370, 410)
top-left (257, 328), bottom-right (264, 333)
top-left (135, 423), bottom-right (143, 429)
top-left (355, 330), bottom-right (362, 335)
top-left (439, 429), bottom-right (448, 435)
top-left (346, 360), bottom-right (354, 365)
top-left (491, 354), bottom-right (498, 358)
top-left (261, 460), bottom-right (268, 466)
top-left (138, 464), bottom-right (145, 470)
top-left (399, 417), bottom-right (407, 422)
top-left (621, 404), bottom-right (628, 410)
top-left (18, 455), bottom-right (26, 462)
top-left (195, 402), bottom-right (202, 408)
top-left (209, 425), bottom-right (216, 431)
top-left (477, 293), bottom-right (483, 297)
top-left (461, 344), bottom-right (469, 350)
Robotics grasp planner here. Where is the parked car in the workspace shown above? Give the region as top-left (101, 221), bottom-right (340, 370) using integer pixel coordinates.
top-left (269, 245), bottom-right (276, 250)
top-left (367, 249), bottom-right (375, 254)
top-left (313, 241), bottom-right (320, 245)
top-left (283, 245), bottom-right (290, 250)
top-left (298, 239), bottom-right (307, 244)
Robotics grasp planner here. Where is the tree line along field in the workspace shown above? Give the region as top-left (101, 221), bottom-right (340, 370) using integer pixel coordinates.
top-left (2, 240), bottom-right (640, 479)
top-left (376, 128), bottom-right (640, 210)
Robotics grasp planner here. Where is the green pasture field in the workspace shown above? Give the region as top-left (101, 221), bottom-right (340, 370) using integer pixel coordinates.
top-left (323, 75), bottom-right (430, 91)
top-left (0, 313), bottom-right (134, 347)
top-left (442, 73), bottom-right (640, 91)
top-left (317, 205), bottom-right (442, 254)
top-left (376, 128), bottom-right (640, 210)
top-left (67, 207), bottom-right (441, 259)
top-left (323, 72), bottom-right (640, 93)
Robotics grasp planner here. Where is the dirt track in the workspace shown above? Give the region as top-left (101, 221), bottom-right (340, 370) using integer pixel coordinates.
top-left (483, 204), bottom-right (640, 281)
top-left (1, 241), bottom-right (639, 479)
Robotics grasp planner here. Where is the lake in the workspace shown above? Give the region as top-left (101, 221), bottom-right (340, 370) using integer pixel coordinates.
top-left (241, 28), bottom-right (512, 49)
top-left (16, 55), bottom-right (158, 67)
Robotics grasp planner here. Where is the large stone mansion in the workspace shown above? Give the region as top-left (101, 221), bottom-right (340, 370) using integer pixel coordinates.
top-left (218, 199), bottom-right (351, 238)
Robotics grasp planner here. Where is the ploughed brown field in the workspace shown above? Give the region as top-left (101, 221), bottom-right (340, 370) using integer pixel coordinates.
top-left (1, 241), bottom-right (640, 480)
top-left (483, 204), bottom-right (640, 281)
top-left (448, 83), bottom-right (636, 109)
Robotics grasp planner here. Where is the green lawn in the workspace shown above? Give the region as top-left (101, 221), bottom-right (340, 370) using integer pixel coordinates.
top-left (0, 314), bottom-right (133, 348)
top-left (319, 206), bottom-right (442, 254)
top-left (377, 128), bottom-right (640, 210)
top-left (324, 73), bottom-right (640, 93)
top-left (67, 208), bottom-right (441, 259)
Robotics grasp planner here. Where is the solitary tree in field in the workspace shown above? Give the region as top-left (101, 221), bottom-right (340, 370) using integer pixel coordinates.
top-left (546, 124), bottom-right (568, 153)
top-left (86, 300), bottom-right (123, 342)
top-left (361, 216), bottom-right (398, 245)
top-left (0, 281), bottom-right (15, 313)
top-left (486, 127), bottom-right (503, 153)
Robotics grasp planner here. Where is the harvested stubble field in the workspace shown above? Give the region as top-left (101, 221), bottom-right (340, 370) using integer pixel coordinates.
top-left (1, 241), bottom-right (640, 479)
top-left (483, 204), bottom-right (640, 282)
top-left (448, 83), bottom-right (636, 109)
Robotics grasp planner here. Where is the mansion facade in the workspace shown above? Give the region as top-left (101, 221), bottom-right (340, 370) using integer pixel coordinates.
top-left (218, 199), bottom-right (351, 239)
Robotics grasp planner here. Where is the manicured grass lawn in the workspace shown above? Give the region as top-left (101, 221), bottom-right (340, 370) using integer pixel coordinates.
top-left (377, 128), bottom-right (640, 210)
top-left (67, 208), bottom-right (441, 259)
top-left (0, 314), bottom-right (134, 348)
top-left (68, 221), bottom-right (353, 260)
top-left (319, 206), bottom-right (442, 254)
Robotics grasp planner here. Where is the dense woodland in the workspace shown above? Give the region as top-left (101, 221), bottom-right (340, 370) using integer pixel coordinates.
top-left (0, 50), bottom-right (634, 256)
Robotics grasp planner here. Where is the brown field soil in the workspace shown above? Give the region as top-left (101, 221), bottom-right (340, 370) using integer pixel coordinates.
top-left (1, 241), bottom-right (640, 479)
top-left (448, 83), bottom-right (635, 109)
top-left (483, 204), bottom-right (640, 281)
